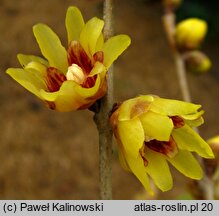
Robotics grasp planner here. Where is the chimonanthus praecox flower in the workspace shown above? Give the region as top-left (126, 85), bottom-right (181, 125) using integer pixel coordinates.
top-left (6, 6), bottom-right (131, 111)
top-left (175, 18), bottom-right (207, 50)
top-left (110, 95), bottom-right (214, 194)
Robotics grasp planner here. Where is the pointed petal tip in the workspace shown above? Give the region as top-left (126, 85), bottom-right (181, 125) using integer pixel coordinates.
top-left (17, 53), bottom-right (22, 59)
top-left (67, 6), bottom-right (80, 12)
top-left (6, 68), bottom-right (12, 75)
top-left (33, 22), bottom-right (68, 73)
top-left (80, 16), bottom-right (104, 56)
top-left (66, 6), bottom-right (85, 42)
top-left (123, 34), bottom-right (131, 45)
top-left (6, 68), bottom-right (17, 76)
top-left (159, 184), bottom-right (173, 192)
top-left (204, 150), bottom-right (215, 159)
top-left (32, 23), bottom-right (54, 37)
top-left (192, 170), bottom-right (203, 180)
top-left (102, 34), bottom-right (131, 69)
top-left (114, 34), bottom-right (131, 47)
top-left (32, 23), bottom-right (46, 32)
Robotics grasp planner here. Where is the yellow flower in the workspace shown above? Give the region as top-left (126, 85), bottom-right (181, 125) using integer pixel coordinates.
top-left (6, 6), bottom-right (131, 112)
top-left (175, 18), bottom-right (207, 50)
top-left (110, 95), bottom-right (214, 194)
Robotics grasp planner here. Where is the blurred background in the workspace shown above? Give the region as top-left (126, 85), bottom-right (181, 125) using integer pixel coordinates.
top-left (0, 0), bottom-right (219, 199)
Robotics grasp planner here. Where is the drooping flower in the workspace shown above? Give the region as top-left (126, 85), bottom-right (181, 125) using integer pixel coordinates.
top-left (110, 95), bottom-right (214, 194)
top-left (175, 18), bottom-right (207, 50)
top-left (6, 6), bottom-right (131, 111)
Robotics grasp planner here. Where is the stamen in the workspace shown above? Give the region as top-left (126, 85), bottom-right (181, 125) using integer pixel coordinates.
top-left (66, 64), bottom-right (86, 84)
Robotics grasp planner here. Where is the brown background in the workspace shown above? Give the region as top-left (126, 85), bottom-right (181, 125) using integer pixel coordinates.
top-left (0, 0), bottom-right (219, 199)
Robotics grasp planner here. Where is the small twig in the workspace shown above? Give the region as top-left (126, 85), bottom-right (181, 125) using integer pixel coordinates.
top-left (93, 0), bottom-right (113, 200)
top-left (174, 52), bottom-right (191, 102)
top-left (197, 157), bottom-right (215, 199)
top-left (162, 13), bottom-right (191, 102)
top-left (162, 11), bottom-right (214, 200)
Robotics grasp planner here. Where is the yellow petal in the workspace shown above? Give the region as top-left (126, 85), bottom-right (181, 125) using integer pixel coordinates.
top-left (181, 110), bottom-right (204, 120)
top-left (102, 35), bottom-right (131, 69)
top-left (6, 68), bottom-right (46, 98)
top-left (180, 110), bottom-right (204, 127)
top-left (40, 81), bottom-right (85, 112)
top-left (139, 111), bottom-right (173, 141)
top-left (40, 74), bottom-right (103, 111)
top-left (126, 153), bottom-right (153, 194)
top-left (75, 74), bottom-right (102, 99)
top-left (117, 118), bottom-right (144, 157)
top-left (33, 24), bottom-right (68, 73)
top-left (145, 147), bottom-right (173, 192)
top-left (184, 117), bottom-right (204, 127)
top-left (167, 150), bottom-right (203, 180)
top-left (95, 33), bottom-right (104, 52)
top-left (65, 6), bottom-right (85, 43)
top-left (151, 98), bottom-right (202, 116)
top-left (118, 98), bottom-right (138, 121)
top-left (17, 54), bottom-right (49, 68)
top-left (80, 17), bottom-right (104, 57)
top-left (89, 62), bottom-right (106, 77)
top-left (117, 143), bottom-right (131, 172)
top-left (25, 61), bottom-right (47, 77)
top-left (172, 125), bottom-right (214, 158)
top-left (181, 111), bottom-right (204, 127)
top-left (118, 95), bottom-right (154, 121)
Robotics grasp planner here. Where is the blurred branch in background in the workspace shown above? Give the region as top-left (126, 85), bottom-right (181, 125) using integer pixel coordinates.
top-left (162, 0), bottom-right (214, 199)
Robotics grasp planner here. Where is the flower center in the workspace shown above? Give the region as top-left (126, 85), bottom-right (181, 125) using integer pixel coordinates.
top-left (145, 137), bottom-right (178, 158)
top-left (46, 67), bottom-right (66, 92)
top-left (67, 41), bottom-right (93, 75)
top-left (66, 64), bottom-right (86, 85)
top-left (170, 116), bottom-right (185, 128)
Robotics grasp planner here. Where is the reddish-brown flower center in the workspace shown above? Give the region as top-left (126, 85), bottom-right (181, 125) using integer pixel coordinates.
top-left (68, 41), bottom-right (93, 74)
top-left (45, 41), bottom-right (105, 93)
top-left (145, 137), bottom-right (178, 158)
top-left (141, 115), bottom-right (184, 163)
top-left (67, 40), bottom-right (104, 88)
top-left (170, 116), bottom-right (185, 128)
top-left (46, 67), bottom-right (66, 92)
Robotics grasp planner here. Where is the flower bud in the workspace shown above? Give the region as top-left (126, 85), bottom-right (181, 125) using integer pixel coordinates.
top-left (66, 64), bottom-right (86, 84)
top-left (184, 51), bottom-right (211, 74)
top-left (175, 18), bottom-right (207, 50)
top-left (207, 136), bottom-right (219, 185)
top-left (208, 136), bottom-right (219, 159)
